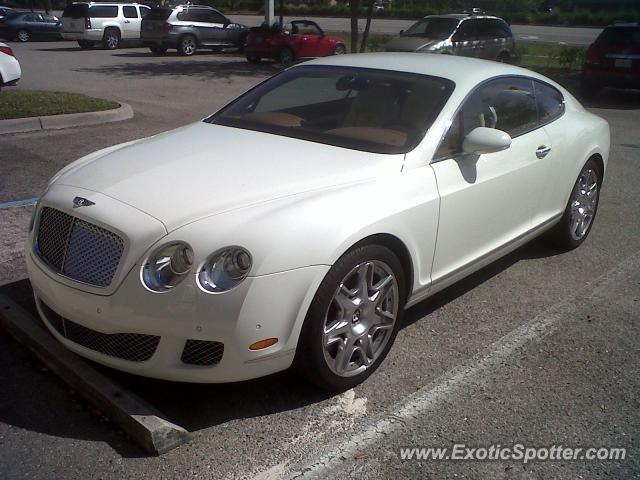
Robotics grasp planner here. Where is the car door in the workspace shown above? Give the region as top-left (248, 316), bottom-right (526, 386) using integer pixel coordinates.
top-left (429, 76), bottom-right (552, 286)
top-left (295, 21), bottom-right (325, 57)
top-left (451, 19), bottom-right (480, 58)
top-left (40, 14), bottom-right (61, 39)
top-left (121, 6), bottom-right (140, 40)
top-left (207, 9), bottom-right (230, 44)
top-left (531, 80), bottom-right (568, 225)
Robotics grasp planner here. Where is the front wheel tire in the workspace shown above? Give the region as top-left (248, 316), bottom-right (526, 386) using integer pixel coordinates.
top-left (547, 158), bottom-right (602, 250)
top-left (178, 35), bottom-right (197, 56)
top-left (278, 47), bottom-right (294, 66)
top-left (16, 30), bottom-right (30, 42)
top-left (294, 244), bottom-right (406, 391)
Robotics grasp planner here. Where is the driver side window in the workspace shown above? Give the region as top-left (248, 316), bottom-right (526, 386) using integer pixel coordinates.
top-left (435, 77), bottom-right (537, 159)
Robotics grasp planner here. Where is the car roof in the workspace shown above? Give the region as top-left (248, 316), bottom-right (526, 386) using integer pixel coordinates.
top-left (302, 53), bottom-right (553, 91)
top-left (422, 14), bottom-right (506, 21)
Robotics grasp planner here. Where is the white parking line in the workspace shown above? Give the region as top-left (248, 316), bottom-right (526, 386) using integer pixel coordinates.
top-left (279, 251), bottom-right (640, 479)
top-left (0, 198), bottom-right (38, 209)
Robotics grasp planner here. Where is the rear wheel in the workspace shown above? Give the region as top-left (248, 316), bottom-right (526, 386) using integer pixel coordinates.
top-left (547, 158), bottom-right (602, 250)
top-left (77, 40), bottom-right (94, 49)
top-left (178, 35), bottom-right (197, 56)
top-left (333, 43), bottom-right (346, 55)
top-left (102, 28), bottom-right (120, 49)
top-left (16, 29), bottom-right (30, 42)
top-left (149, 46), bottom-right (167, 55)
top-left (294, 244), bottom-right (406, 391)
top-left (246, 54), bottom-right (261, 63)
top-left (278, 47), bottom-right (294, 66)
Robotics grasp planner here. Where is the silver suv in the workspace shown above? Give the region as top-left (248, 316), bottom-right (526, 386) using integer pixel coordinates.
top-left (141, 5), bottom-right (248, 56)
top-left (61, 2), bottom-right (151, 50)
top-left (385, 14), bottom-right (515, 63)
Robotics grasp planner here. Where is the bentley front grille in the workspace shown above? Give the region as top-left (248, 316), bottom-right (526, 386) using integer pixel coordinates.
top-left (36, 207), bottom-right (124, 288)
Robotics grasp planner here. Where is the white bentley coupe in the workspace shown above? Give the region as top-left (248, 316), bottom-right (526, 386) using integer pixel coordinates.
top-left (27, 54), bottom-right (609, 391)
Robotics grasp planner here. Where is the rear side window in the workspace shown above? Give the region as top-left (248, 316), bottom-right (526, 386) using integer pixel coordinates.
top-left (534, 81), bottom-right (565, 125)
top-left (88, 6), bottom-right (118, 18)
top-left (62, 4), bottom-right (89, 18)
top-left (123, 6), bottom-right (137, 19)
top-left (145, 8), bottom-right (171, 21)
top-left (177, 9), bottom-right (214, 22)
top-left (139, 7), bottom-right (150, 18)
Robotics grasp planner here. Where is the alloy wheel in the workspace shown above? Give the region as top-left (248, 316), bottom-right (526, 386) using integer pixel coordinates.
top-left (569, 168), bottom-right (599, 240)
top-left (181, 37), bottom-right (196, 56)
top-left (322, 260), bottom-right (399, 377)
top-left (17, 30), bottom-right (29, 42)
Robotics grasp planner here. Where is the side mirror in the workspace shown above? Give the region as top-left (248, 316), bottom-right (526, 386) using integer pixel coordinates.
top-left (399, 29), bottom-right (404, 35)
top-left (462, 127), bottom-right (511, 155)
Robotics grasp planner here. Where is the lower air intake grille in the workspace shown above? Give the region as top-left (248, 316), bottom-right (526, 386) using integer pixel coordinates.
top-left (181, 339), bottom-right (224, 366)
top-left (40, 301), bottom-right (160, 362)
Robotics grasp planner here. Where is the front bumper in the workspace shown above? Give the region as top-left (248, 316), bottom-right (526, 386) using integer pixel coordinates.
top-left (27, 246), bottom-right (328, 383)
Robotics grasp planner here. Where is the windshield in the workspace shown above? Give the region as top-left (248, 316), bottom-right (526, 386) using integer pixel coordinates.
top-left (206, 66), bottom-right (453, 154)
top-left (403, 17), bottom-right (459, 39)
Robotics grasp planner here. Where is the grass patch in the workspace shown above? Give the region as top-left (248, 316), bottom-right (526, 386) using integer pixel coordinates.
top-left (0, 90), bottom-right (119, 120)
top-left (516, 42), bottom-right (587, 72)
top-left (326, 32), bottom-right (394, 53)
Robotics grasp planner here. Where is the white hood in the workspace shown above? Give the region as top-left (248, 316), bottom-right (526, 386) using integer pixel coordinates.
top-left (56, 122), bottom-right (404, 231)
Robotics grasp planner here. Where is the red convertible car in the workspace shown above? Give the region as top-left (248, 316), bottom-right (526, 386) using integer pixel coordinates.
top-left (245, 20), bottom-right (346, 64)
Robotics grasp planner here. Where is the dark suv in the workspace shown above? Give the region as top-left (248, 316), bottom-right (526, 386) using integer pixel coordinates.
top-left (141, 4), bottom-right (247, 56)
top-left (385, 14), bottom-right (515, 63)
top-left (582, 22), bottom-right (640, 97)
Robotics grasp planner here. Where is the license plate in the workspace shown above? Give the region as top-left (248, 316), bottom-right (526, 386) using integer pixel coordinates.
top-left (615, 58), bottom-right (632, 68)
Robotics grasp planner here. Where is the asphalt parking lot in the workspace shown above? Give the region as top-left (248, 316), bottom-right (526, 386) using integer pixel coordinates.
top-left (1, 41), bottom-right (639, 479)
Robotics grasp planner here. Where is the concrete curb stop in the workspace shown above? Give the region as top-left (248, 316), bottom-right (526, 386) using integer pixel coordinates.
top-left (0, 102), bottom-right (134, 135)
top-left (0, 294), bottom-right (189, 455)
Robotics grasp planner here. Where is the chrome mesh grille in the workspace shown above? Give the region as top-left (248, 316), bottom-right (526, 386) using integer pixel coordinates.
top-left (40, 301), bottom-right (160, 363)
top-left (181, 340), bottom-right (224, 366)
top-left (36, 207), bottom-right (124, 287)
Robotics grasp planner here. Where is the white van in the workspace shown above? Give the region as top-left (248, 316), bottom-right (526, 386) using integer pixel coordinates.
top-left (61, 2), bottom-right (151, 49)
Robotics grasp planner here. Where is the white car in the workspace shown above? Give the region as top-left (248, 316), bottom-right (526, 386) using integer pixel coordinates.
top-left (26, 54), bottom-right (609, 391)
top-left (0, 42), bottom-right (20, 91)
top-left (61, 2), bottom-right (151, 49)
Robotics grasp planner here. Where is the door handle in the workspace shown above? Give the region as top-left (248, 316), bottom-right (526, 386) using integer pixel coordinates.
top-left (536, 145), bottom-right (551, 159)
top-left (124, 20), bottom-right (130, 23)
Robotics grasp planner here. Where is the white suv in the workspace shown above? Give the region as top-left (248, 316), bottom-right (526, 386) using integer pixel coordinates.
top-left (61, 2), bottom-right (151, 49)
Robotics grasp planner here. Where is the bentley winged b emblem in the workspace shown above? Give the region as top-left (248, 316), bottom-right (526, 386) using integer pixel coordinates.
top-left (72, 196), bottom-right (95, 208)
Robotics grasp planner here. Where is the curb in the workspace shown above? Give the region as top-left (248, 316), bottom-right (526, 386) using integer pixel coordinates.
top-left (0, 294), bottom-right (190, 455)
top-left (0, 102), bottom-right (134, 135)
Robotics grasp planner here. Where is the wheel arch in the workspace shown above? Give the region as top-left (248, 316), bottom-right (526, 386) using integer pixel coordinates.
top-left (347, 233), bottom-right (414, 303)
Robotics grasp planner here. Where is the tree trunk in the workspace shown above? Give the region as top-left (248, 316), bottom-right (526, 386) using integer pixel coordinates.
top-left (359, 0), bottom-right (375, 53)
top-left (350, 0), bottom-right (359, 54)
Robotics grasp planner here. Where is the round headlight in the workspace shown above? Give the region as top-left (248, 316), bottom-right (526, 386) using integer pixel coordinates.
top-left (198, 246), bottom-right (252, 293)
top-left (141, 241), bottom-right (194, 293)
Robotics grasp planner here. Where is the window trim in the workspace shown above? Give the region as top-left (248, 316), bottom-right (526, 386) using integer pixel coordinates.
top-left (431, 74), bottom-right (565, 163)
